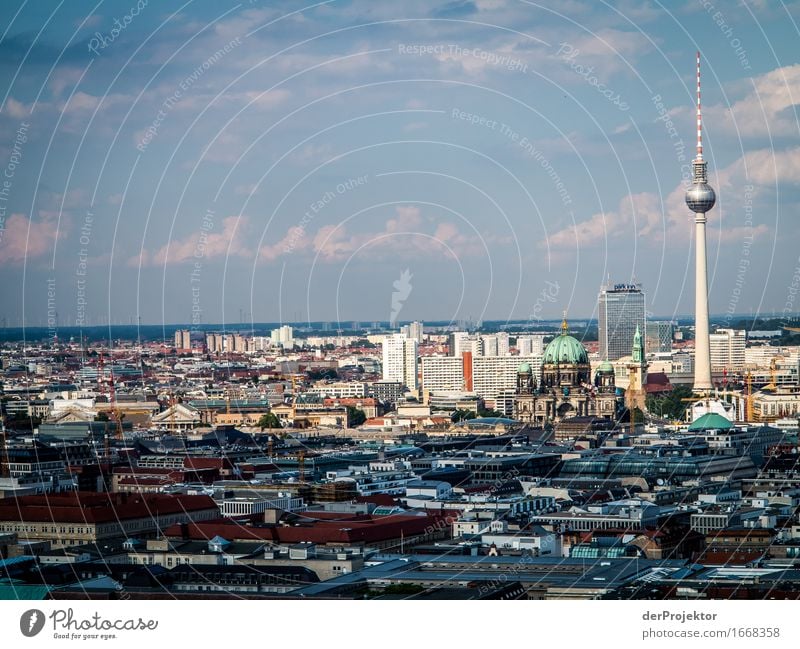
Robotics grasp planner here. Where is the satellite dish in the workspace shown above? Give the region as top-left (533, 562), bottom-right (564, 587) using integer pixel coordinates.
top-left (656, 478), bottom-right (665, 486)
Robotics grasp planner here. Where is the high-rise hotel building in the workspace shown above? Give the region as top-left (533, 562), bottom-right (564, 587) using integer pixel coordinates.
top-left (598, 283), bottom-right (646, 361)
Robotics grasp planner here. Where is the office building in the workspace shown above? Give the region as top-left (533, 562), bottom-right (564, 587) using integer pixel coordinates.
top-left (205, 332), bottom-right (221, 353)
top-left (497, 332), bottom-right (510, 356)
top-left (645, 321), bottom-right (673, 354)
top-left (517, 335), bottom-right (545, 356)
top-left (472, 355), bottom-right (541, 402)
top-left (382, 334), bottom-right (419, 390)
top-left (401, 321), bottom-right (424, 343)
top-left (709, 328), bottom-right (746, 371)
top-left (174, 329), bottom-right (191, 352)
top-left (421, 356), bottom-right (464, 393)
top-left (271, 325), bottom-right (294, 348)
top-left (481, 335), bottom-right (498, 357)
top-left (598, 283), bottom-right (646, 361)
top-left (450, 331), bottom-right (481, 357)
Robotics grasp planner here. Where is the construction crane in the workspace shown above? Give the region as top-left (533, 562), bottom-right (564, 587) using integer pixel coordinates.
top-left (764, 357), bottom-right (779, 391)
top-left (745, 371), bottom-right (754, 422)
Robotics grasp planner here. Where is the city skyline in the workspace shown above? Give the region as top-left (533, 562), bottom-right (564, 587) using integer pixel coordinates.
top-left (0, 2), bottom-right (798, 327)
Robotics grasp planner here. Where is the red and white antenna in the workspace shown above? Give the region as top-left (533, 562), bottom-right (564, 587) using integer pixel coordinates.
top-left (696, 51), bottom-right (703, 161)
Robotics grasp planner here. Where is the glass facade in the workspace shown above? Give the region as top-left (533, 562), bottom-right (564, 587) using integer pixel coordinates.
top-left (598, 284), bottom-right (646, 361)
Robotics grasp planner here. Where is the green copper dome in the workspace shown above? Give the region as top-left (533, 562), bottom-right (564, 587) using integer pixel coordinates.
top-left (688, 412), bottom-right (733, 432)
top-left (596, 360), bottom-right (614, 374)
top-left (543, 333), bottom-right (589, 365)
top-left (517, 361), bottom-right (532, 373)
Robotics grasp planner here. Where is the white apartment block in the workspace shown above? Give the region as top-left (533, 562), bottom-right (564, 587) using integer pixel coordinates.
top-left (709, 328), bottom-right (746, 371)
top-left (307, 382), bottom-right (369, 399)
top-left (382, 334), bottom-right (419, 390)
top-left (472, 355), bottom-right (542, 401)
top-left (421, 356), bottom-right (464, 392)
top-left (516, 335), bottom-right (545, 356)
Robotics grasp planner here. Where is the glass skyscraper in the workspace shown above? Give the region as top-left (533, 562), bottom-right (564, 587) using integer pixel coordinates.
top-left (598, 283), bottom-right (646, 361)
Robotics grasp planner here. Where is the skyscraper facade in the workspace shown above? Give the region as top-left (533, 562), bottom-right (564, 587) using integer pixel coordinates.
top-left (174, 329), bottom-right (191, 351)
top-left (400, 321), bottom-right (424, 343)
top-left (598, 283), bottom-right (646, 361)
top-left (382, 333), bottom-right (419, 390)
top-left (709, 328), bottom-right (746, 371)
top-left (645, 321), bottom-right (674, 354)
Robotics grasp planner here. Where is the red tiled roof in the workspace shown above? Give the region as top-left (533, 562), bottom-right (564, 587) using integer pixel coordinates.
top-left (0, 492), bottom-right (218, 524)
top-left (184, 457), bottom-right (234, 470)
top-left (164, 512), bottom-right (450, 545)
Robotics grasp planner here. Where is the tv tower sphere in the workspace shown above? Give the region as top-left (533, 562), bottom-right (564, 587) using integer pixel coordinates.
top-left (685, 182), bottom-right (716, 213)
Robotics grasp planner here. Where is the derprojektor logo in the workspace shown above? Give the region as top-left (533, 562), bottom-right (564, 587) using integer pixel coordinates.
top-left (20, 609), bottom-right (46, 637)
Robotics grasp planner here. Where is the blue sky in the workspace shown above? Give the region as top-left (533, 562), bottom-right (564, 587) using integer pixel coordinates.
top-left (0, 0), bottom-right (798, 328)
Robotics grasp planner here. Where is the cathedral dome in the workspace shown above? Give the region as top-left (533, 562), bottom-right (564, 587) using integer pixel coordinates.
top-left (517, 361), bottom-right (532, 373)
top-left (543, 333), bottom-right (589, 365)
top-left (595, 360), bottom-right (615, 374)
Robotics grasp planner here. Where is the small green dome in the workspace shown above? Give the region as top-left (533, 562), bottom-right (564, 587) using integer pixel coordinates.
top-left (543, 333), bottom-right (589, 365)
top-left (596, 360), bottom-right (614, 374)
top-left (517, 361), bottom-right (532, 373)
top-left (688, 412), bottom-right (733, 432)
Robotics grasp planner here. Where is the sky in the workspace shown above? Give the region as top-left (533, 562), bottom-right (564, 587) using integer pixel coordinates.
top-left (0, 0), bottom-right (798, 329)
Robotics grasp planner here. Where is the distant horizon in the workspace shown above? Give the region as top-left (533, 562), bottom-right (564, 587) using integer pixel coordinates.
top-left (2, 312), bottom-right (798, 342)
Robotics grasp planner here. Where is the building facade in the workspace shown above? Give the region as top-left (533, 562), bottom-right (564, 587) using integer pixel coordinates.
top-left (382, 334), bottom-right (419, 390)
top-left (514, 320), bottom-right (618, 425)
top-left (598, 283), bottom-right (646, 361)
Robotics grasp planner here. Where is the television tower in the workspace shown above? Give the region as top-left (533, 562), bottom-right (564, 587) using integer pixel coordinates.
top-left (685, 52), bottom-right (716, 393)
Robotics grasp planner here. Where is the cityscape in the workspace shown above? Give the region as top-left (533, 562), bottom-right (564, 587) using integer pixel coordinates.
top-left (1, 1), bottom-right (800, 638)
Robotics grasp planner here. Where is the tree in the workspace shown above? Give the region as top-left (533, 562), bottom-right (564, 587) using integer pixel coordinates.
top-left (478, 407), bottom-right (503, 418)
top-left (646, 385), bottom-right (693, 421)
top-left (307, 368), bottom-right (337, 381)
top-left (95, 412), bottom-right (110, 422)
top-left (451, 409), bottom-right (477, 423)
top-left (257, 412), bottom-right (281, 430)
top-left (346, 406), bottom-right (366, 427)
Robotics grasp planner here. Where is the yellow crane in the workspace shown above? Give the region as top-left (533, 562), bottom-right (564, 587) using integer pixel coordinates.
top-left (745, 371), bottom-right (754, 422)
top-left (764, 357), bottom-right (779, 391)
